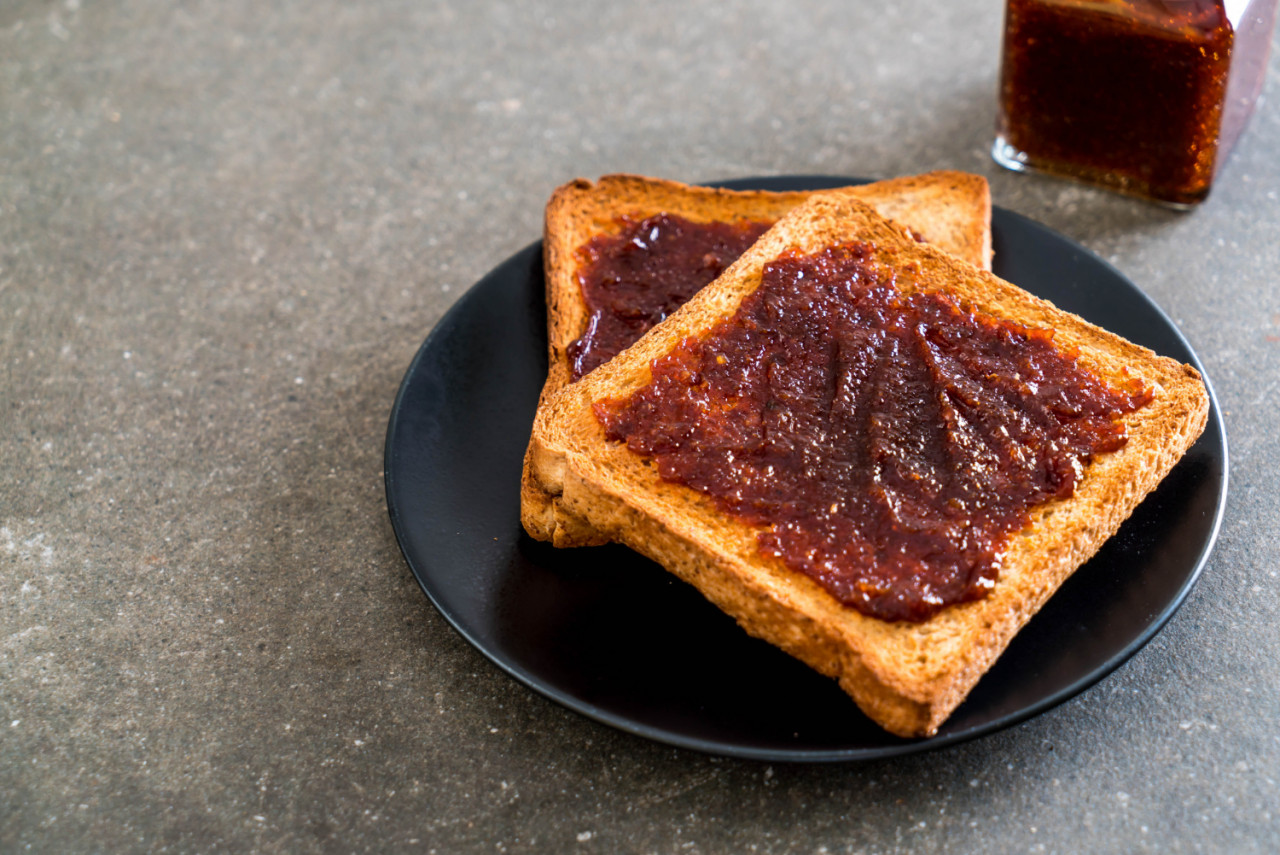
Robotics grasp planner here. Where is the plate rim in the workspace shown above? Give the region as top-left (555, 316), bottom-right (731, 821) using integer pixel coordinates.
top-left (384, 175), bottom-right (1228, 762)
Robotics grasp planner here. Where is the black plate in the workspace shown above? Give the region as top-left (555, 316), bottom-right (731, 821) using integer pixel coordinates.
top-left (385, 176), bottom-right (1227, 762)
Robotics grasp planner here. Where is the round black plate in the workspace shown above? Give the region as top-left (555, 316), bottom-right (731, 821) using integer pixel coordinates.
top-left (385, 176), bottom-right (1227, 762)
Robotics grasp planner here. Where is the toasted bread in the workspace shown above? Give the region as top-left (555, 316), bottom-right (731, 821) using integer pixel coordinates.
top-left (523, 171), bottom-right (993, 536)
top-left (523, 191), bottom-right (1208, 737)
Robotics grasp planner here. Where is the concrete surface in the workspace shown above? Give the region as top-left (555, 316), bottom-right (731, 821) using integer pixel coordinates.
top-left (2, 0), bottom-right (1278, 852)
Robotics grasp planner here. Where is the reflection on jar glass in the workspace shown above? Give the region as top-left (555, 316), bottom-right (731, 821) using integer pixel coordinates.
top-left (994, 0), bottom-right (1279, 207)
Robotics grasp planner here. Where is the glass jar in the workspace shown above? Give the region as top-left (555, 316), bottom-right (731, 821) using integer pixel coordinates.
top-left (994, 0), bottom-right (1279, 207)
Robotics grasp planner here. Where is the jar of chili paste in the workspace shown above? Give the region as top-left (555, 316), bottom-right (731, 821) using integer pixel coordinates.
top-left (994, 0), bottom-right (1278, 207)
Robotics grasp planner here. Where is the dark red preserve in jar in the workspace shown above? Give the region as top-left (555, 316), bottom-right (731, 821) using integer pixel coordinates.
top-left (995, 0), bottom-right (1279, 206)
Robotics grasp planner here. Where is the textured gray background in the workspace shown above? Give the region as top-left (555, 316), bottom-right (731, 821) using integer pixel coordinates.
top-left (2, 0), bottom-right (1278, 852)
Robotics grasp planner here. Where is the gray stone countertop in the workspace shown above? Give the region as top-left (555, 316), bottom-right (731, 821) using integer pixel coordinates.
top-left (3, 1), bottom-right (1278, 852)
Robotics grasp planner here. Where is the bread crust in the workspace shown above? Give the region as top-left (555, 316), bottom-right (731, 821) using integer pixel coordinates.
top-left (523, 172), bottom-right (994, 538)
top-left (524, 190), bottom-right (1209, 737)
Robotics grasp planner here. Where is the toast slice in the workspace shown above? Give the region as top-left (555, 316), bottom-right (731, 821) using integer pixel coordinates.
top-left (524, 171), bottom-right (993, 538)
top-left (523, 191), bottom-right (1208, 737)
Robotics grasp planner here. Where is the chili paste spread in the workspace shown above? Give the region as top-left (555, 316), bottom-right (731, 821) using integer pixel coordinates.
top-left (567, 213), bottom-right (774, 380)
top-left (595, 242), bottom-right (1151, 622)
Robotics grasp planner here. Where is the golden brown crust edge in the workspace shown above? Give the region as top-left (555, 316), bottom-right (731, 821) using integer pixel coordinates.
top-left (522, 171), bottom-right (993, 540)
top-left (525, 190), bottom-right (1209, 737)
